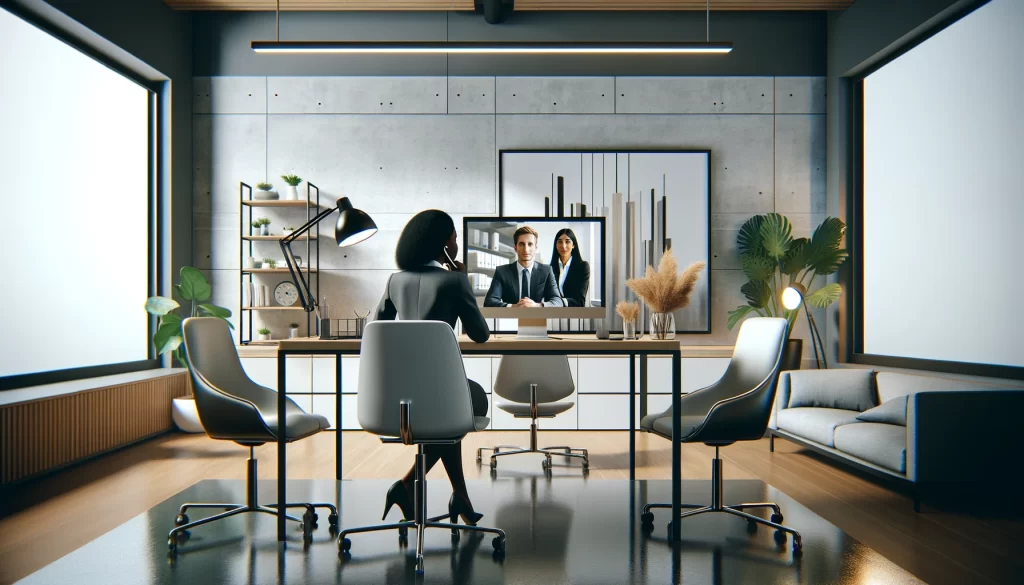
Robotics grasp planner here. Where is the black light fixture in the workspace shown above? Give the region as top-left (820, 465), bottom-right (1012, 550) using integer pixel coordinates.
top-left (781, 283), bottom-right (827, 370)
top-left (252, 0), bottom-right (732, 55)
top-left (281, 197), bottom-right (377, 314)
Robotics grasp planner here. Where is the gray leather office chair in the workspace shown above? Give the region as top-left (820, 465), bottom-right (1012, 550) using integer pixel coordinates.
top-left (477, 355), bottom-right (589, 473)
top-left (170, 317), bottom-right (338, 552)
top-left (338, 320), bottom-right (506, 575)
top-left (638, 317), bottom-right (803, 553)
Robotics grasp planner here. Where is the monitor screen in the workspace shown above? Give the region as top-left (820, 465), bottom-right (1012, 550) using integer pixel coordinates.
top-left (463, 217), bottom-right (605, 313)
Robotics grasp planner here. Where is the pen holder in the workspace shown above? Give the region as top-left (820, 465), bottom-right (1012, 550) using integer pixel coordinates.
top-left (319, 318), bottom-right (331, 340)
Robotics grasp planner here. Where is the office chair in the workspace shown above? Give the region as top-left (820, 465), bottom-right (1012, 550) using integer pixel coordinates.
top-left (477, 355), bottom-right (589, 473)
top-left (169, 317), bottom-right (338, 553)
top-left (338, 320), bottom-right (506, 576)
top-left (638, 317), bottom-right (803, 553)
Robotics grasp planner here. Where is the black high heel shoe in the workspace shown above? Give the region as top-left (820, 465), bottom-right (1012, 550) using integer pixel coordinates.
top-left (448, 493), bottom-right (484, 525)
top-left (382, 480), bottom-right (414, 521)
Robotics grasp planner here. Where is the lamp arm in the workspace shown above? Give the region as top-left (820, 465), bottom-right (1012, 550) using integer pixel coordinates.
top-left (280, 206), bottom-right (337, 313)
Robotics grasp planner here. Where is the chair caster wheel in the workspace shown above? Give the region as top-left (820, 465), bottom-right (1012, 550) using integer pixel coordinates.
top-left (340, 537), bottom-right (352, 553)
top-left (490, 469), bottom-right (498, 479)
top-left (541, 458), bottom-right (550, 470)
top-left (771, 513), bottom-right (783, 524)
top-left (746, 520), bottom-right (758, 534)
top-left (582, 462), bottom-right (589, 471)
top-left (793, 538), bottom-right (803, 555)
top-left (167, 536), bottom-right (177, 552)
top-left (328, 513), bottom-right (338, 527)
top-left (398, 526), bottom-right (408, 538)
top-left (492, 536), bottom-right (506, 554)
top-left (489, 458), bottom-right (497, 470)
top-left (774, 530), bottom-right (788, 544)
top-left (175, 514), bottom-right (189, 526)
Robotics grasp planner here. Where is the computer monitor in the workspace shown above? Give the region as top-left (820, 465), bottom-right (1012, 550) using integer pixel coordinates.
top-left (463, 217), bottom-right (606, 338)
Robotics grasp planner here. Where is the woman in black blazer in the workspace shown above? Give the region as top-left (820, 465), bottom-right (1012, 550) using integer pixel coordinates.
top-left (550, 228), bottom-right (591, 307)
top-left (374, 209), bottom-right (488, 526)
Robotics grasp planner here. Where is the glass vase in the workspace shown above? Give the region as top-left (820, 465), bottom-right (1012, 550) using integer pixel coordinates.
top-left (649, 312), bottom-right (675, 340)
top-left (623, 319), bottom-right (637, 340)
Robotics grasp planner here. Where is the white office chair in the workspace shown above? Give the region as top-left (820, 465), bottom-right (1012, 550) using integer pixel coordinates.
top-left (477, 355), bottom-right (589, 473)
top-left (337, 320), bottom-right (506, 576)
top-left (638, 317), bottom-right (802, 553)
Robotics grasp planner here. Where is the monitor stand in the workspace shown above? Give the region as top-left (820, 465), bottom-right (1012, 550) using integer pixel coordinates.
top-left (516, 317), bottom-right (550, 340)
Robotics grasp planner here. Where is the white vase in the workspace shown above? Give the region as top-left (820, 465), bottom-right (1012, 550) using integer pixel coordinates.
top-left (258, 333), bottom-right (270, 341)
top-left (289, 327), bottom-right (299, 338)
top-left (260, 225), bottom-right (269, 236)
top-left (285, 185), bottom-right (299, 200)
top-left (245, 256), bottom-right (256, 269)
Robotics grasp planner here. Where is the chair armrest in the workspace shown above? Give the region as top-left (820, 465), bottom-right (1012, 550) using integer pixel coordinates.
top-left (908, 390), bottom-right (1024, 483)
top-left (769, 372), bottom-right (792, 430)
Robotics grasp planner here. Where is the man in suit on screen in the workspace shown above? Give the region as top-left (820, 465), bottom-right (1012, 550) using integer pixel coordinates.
top-left (483, 225), bottom-right (565, 308)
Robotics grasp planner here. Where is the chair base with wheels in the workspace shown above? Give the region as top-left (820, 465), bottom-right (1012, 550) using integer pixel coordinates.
top-left (340, 438), bottom-right (506, 575)
top-left (639, 445), bottom-right (802, 554)
top-left (476, 383), bottom-right (589, 474)
top-left (168, 445), bottom-right (338, 552)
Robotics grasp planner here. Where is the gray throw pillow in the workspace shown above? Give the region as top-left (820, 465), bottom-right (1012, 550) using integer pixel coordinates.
top-left (855, 395), bottom-right (908, 426)
top-left (788, 369), bottom-right (877, 412)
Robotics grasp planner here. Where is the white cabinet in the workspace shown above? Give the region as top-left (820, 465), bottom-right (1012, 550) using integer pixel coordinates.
top-left (488, 356), bottom-right (578, 430)
top-left (682, 358), bottom-right (729, 393)
top-left (577, 394), bottom-right (630, 429)
top-left (576, 356), bottom-right (629, 393)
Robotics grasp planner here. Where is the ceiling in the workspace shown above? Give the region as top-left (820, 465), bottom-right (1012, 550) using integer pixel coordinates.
top-left (162, 1), bottom-right (854, 11)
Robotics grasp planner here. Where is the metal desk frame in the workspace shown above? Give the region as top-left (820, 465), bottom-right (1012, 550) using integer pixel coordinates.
top-left (276, 336), bottom-right (685, 542)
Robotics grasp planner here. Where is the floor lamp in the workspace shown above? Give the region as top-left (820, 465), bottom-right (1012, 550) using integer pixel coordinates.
top-left (280, 197), bottom-right (377, 322)
top-left (782, 283), bottom-right (827, 369)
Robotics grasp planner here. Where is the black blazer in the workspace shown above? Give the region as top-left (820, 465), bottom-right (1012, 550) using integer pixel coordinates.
top-left (375, 266), bottom-right (490, 343)
top-left (553, 259), bottom-right (591, 307)
top-left (482, 262), bottom-right (565, 307)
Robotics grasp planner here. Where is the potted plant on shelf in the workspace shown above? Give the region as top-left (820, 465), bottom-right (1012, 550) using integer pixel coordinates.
top-left (289, 323), bottom-right (300, 338)
top-left (254, 182), bottom-right (277, 201)
top-left (252, 217), bottom-right (271, 236)
top-left (625, 249), bottom-right (705, 340)
top-left (281, 225), bottom-right (296, 238)
top-left (257, 327), bottom-right (272, 342)
top-left (262, 258), bottom-right (277, 269)
top-left (727, 213), bottom-right (848, 371)
top-left (281, 174), bottom-right (302, 201)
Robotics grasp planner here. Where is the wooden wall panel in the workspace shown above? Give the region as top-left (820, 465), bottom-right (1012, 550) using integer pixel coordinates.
top-left (163, 0), bottom-right (853, 11)
top-left (0, 373), bottom-right (190, 484)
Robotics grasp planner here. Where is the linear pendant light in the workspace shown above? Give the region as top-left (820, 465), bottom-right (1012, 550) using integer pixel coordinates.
top-left (252, 0), bottom-right (732, 55)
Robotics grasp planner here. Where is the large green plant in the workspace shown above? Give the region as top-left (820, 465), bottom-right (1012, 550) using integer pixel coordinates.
top-left (727, 213), bottom-right (848, 336)
top-left (145, 266), bottom-right (233, 367)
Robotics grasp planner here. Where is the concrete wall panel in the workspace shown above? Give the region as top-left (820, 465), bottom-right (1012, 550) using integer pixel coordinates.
top-left (775, 115), bottom-right (827, 215)
top-left (496, 77), bottom-right (615, 114)
top-left (615, 77), bottom-right (774, 114)
top-left (268, 77), bottom-right (447, 114)
top-left (193, 77), bottom-right (266, 114)
top-left (775, 76), bottom-right (826, 114)
top-left (447, 77), bottom-right (495, 114)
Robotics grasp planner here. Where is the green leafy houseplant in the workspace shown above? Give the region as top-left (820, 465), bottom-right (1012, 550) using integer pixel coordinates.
top-left (257, 327), bottom-right (271, 335)
top-left (255, 182), bottom-right (273, 191)
top-left (251, 218), bottom-right (271, 229)
top-left (145, 267), bottom-right (233, 367)
top-left (727, 213), bottom-right (848, 336)
top-left (281, 174), bottom-right (302, 187)
top-left (262, 258), bottom-right (276, 268)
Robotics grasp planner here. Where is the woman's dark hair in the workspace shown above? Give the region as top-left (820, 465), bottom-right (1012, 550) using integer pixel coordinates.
top-left (395, 210), bottom-right (456, 270)
top-left (551, 228), bottom-right (583, 266)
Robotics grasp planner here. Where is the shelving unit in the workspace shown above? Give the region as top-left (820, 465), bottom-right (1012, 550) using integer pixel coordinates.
top-left (239, 181), bottom-right (320, 345)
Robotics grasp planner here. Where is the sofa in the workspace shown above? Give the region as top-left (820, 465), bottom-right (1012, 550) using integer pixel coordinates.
top-left (767, 368), bottom-right (1024, 510)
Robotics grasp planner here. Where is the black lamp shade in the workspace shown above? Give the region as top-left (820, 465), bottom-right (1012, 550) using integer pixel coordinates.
top-left (335, 197), bottom-right (377, 247)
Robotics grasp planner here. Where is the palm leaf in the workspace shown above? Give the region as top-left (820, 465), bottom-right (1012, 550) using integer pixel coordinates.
top-left (805, 283), bottom-right (843, 308)
top-left (780, 237), bottom-right (810, 276)
top-left (737, 215), bottom-right (767, 258)
top-left (759, 213), bottom-right (793, 260)
top-left (727, 305), bottom-right (758, 330)
top-left (741, 255), bottom-right (775, 282)
top-left (740, 279), bottom-right (770, 309)
top-left (805, 217), bottom-right (848, 275)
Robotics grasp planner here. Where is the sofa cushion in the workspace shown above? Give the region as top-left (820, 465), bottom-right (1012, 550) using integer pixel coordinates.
top-left (787, 369), bottom-right (877, 412)
top-left (875, 371), bottom-right (1017, 403)
top-left (834, 422), bottom-right (906, 474)
top-left (776, 407), bottom-right (860, 447)
top-left (856, 395), bottom-right (908, 426)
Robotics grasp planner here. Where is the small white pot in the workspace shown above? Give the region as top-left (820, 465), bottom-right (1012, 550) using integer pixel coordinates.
top-left (260, 225), bottom-right (270, 236)
top-left (258, 333), bottom-right (271, 341)
top-left (285, 185), bottom-right (299, 200)
top-left (281, 229), bottom-right (294, 238)
top-left (289, 327), bottom-right (299, 338)
top-left (245, 256), bottom-right (256, 269)
top-left (254, 190), bottom-right (278, 201)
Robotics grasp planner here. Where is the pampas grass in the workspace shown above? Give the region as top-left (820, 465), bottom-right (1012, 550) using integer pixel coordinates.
top-left (615, 300), bottom-right (640, 323)
top-left (625, 249), bottom-right (705, 314)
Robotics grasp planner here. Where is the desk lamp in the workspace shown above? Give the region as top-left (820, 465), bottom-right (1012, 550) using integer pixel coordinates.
top-left (781, 283), bottom-right (827, 369)
top-left (280, 197), bottom-right (377, 319)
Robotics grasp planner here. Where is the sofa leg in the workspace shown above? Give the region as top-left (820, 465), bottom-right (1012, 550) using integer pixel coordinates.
top-left (769, 433), bottom-right (775, 453)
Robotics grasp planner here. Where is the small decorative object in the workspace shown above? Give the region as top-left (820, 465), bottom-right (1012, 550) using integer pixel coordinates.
top-left (252, 217), bottom-right (271, 236)
top-left (616, 301), bottom-right (640, 340)
top-left (257, 327), bottom-right (271, 342)
top-left (289, 323), bottom-right (300, 338)
top-left (626, 249), bottom-right (705, 340)
top-left (353, 308), bottom-right (370, 338)
top-left (281, 225), bottom-right (295, 238)
top-left (253, 182), bottom-right (277, 201)
top-left (275, 281), bottom-right (298, 306)
top-left (144, 266), bottom-right (233, 366)
top-left (262, 258), bottom-right (276, 269)
top-left (281, 174), bottom-right (302, 201)
top-left (245, 256), bottom-right (256, 269)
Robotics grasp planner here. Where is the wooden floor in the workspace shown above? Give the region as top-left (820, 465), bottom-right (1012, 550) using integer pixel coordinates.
top-left (1, 431), bottom-right (1022, 585)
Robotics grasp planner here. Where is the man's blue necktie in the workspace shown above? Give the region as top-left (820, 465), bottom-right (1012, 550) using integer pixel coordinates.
top-left (521, 268), bottom-right (529, 300)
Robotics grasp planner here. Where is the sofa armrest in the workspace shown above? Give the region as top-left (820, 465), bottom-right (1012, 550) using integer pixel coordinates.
top-left (908, 390), bottom-right (1024, 483)
top-left (769, 372), bottom-right (791, 430)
